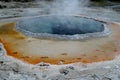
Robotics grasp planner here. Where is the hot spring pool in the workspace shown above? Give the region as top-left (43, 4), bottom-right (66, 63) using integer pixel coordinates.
top-left (16, 16), bottom-right (110, 40)
top-left (1, 15), bottom-right (119, 64)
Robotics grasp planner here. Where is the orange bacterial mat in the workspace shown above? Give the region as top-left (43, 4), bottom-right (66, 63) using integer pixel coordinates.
top-left (0, 20), bottom-right (120, 64)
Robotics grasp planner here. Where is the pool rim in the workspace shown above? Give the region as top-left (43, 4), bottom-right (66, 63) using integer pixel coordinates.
top-left (15, 15), bottom-right (111, 40)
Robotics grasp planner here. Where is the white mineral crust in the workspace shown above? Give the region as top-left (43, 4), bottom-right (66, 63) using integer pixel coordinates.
top-left (0, 43), bottom-right (120, 80)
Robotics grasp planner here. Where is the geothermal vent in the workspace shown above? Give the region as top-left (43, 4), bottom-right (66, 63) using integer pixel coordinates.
top-left (16, 16), bottom-right (110, 40)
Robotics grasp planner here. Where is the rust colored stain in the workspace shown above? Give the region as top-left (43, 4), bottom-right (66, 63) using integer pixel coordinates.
top-left (0, 22), bottom-right (120, 64)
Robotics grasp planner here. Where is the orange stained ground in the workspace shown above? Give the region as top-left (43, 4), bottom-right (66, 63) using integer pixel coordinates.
top-left (0, 22), bottom-right (120, 64)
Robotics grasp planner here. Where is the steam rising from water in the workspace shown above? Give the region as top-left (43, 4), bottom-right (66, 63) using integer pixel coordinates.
top-left (23, 0), bottom-right (120, 22)
top-left (16, 16), bottom-right (111, 40)
top-left (50, 0), bottom-right (90, 15)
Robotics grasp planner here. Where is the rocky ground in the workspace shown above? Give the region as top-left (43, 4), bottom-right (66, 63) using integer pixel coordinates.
top-left (0, 1), bottom-right (51, 8)
top-left (0, 1), bottom-right (120, 80)
top-left (0, 14), bottom-right (120, 80)
top-left (0, 8), bottom-right (120, 22)
top-left (1, 41), bottom-right (120, 80)
top-left (0, 1), bottom-right (120, 22)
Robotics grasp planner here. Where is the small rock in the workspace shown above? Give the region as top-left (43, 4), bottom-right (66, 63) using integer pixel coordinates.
top-left (0, 61), bottom-right (4, 64)
top-left (102, 77), bottom-right (112, 80)
top-left (67, 66), bottom-right (75, 70)
top-left (59, 68), bottom-right (69, 75)
top-left (37, 62), bottom-right (50, 67)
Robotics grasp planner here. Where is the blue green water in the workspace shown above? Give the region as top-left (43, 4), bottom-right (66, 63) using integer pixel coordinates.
top-left (17, 16), bottom-right (104, 35)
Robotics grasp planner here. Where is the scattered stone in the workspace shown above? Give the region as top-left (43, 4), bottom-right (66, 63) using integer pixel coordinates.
top-left (0, 48), bottom-right (120, 80)
top-left (91, 74), bottom-right (100, 80)
top-left (0, 4), bottom-right (7, 9)
top-left (58, 61), bottom-right (64, 65)
top-left (67, 66), bottom-right (75, 70)
top-left (37, 62), bottom-right (50, 67)
top-left (59, 68), bottom-right (69, 75)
